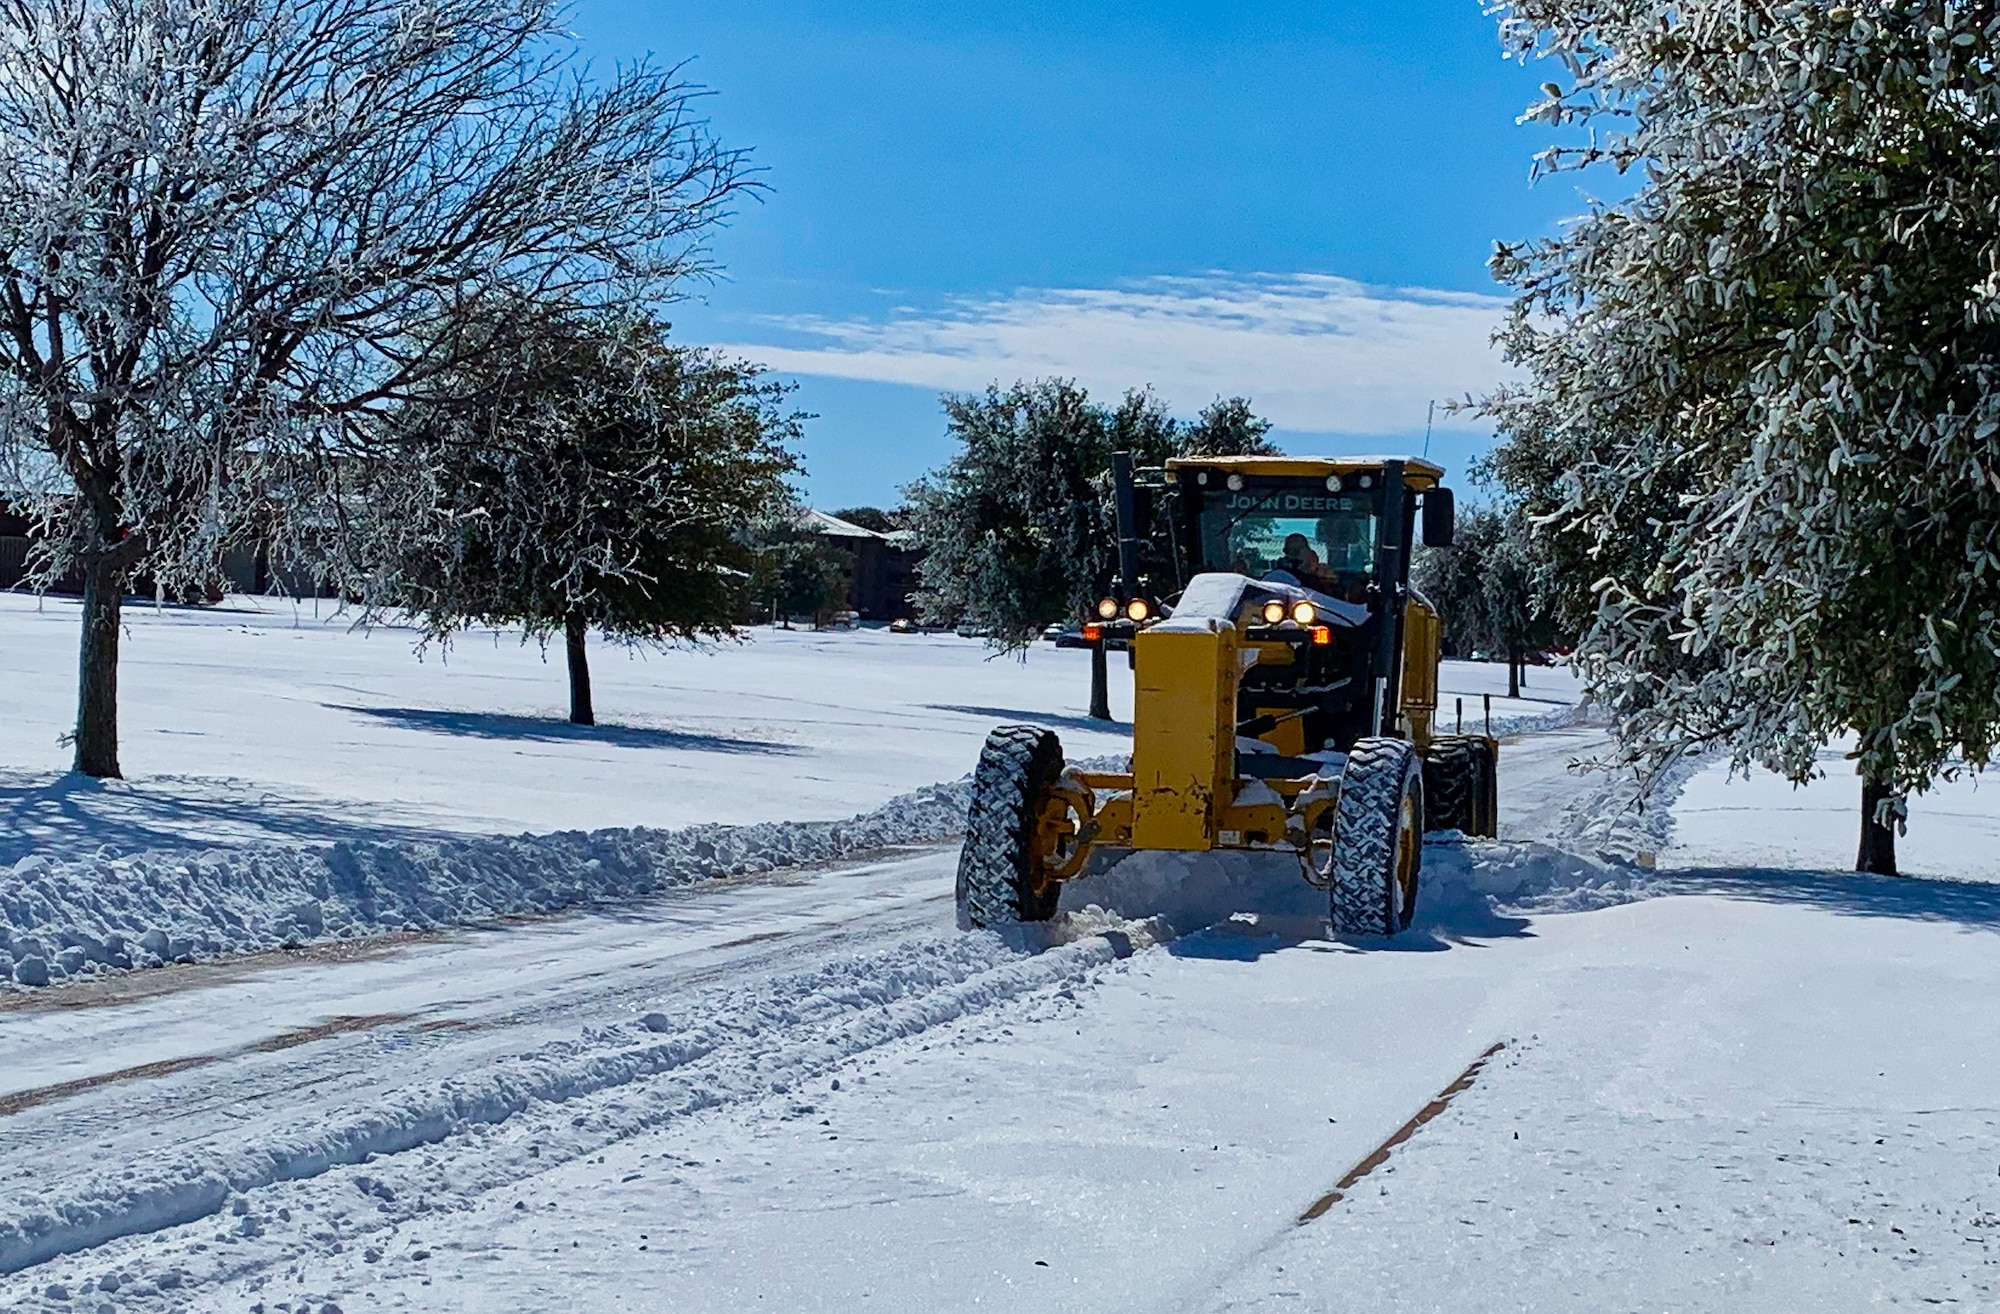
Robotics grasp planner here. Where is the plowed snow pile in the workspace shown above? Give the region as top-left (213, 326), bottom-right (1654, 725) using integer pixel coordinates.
top-left (0, 777), bottom-right (1664, 993)
top-left (0, 778), bottom-right (974, 989)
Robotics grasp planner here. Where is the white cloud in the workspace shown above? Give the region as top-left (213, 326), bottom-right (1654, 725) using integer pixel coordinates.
top-left (707, 273), bottom-right (1514, 435)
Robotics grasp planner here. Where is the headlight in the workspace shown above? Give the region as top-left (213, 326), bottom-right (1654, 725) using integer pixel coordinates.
top-left (1261, 600), bottom-right (1285, 624)
top-left (1291, 601), bottom-right (1317, 625)
top-left (1096, 597), bottom-right (1118, 619)
top-left (1126, 598), bottom-right (1150, 622)
top-left (1226, 473), bottom-right (1244, 491)
top-left (1325, 474), bottom-right (1343, 492)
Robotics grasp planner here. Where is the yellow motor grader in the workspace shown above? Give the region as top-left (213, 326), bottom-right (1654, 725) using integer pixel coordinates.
top-left (955, 454), bottom-right (1498, 936)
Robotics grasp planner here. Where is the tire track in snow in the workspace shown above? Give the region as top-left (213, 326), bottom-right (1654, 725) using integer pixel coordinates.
top-left (0, 873), bottom-right (961, 1174)
top-left (1296, 1040), bottom-right (1508, 1223)
top-left (0, 916), bottom-right (1162, 1288)
top-left (0, 1013), bottom-right (451, 1118)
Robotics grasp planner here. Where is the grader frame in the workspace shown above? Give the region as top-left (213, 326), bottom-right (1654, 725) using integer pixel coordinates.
top-left (955, 454), bottom-right (1500, 936)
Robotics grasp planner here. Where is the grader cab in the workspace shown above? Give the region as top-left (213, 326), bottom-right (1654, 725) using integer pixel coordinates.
top-left (955, 455), bottom-right (1499, 936)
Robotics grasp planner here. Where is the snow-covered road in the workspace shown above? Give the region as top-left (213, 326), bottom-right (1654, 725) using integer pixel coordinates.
top-left (6, 719), bottom-right (2000, 1312)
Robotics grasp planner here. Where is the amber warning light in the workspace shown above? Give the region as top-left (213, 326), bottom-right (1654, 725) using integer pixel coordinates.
top-left (1310, 625), bottom-right (1331, 646)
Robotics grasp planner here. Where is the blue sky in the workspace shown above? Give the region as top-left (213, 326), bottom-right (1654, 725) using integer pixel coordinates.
top-left (570, 1), bottom-right (1593, 510)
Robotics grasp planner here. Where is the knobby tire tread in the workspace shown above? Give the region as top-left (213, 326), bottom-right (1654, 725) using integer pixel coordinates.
top-left (1331, 737), bottom-right (1422, 936)
top-left (956, 725), bottom-right (1065, 929)
top-left (1423, 738), bottom-right (1478, 835)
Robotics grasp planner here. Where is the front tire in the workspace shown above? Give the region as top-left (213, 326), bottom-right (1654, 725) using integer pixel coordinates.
top-left (956, 725), bottom-right (1066, 929)
top-left (1330, 738), bottom-right (1424, 935)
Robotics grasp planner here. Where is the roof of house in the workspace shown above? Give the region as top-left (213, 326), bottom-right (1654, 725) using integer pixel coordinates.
top-left (800, 509), bottom-right (889, 540)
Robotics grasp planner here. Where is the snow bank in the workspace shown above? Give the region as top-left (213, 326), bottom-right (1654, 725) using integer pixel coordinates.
top-left (0, 704), bottom-right (1648, 994)
top-left (1413, 744), bottom-right (1707, 923)
top-left (1489, 696), bottom-right (1595, 738)
top-left (0, 777), bottom-right (976, 991)
top-left (1420, 838), bottom-right (1664, 920)
top-left (1557, 747), bottom-right (1709, 865)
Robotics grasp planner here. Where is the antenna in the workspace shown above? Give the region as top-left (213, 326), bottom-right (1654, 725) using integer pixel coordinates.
top-left (1422, 400), bottom-right (1435, 460)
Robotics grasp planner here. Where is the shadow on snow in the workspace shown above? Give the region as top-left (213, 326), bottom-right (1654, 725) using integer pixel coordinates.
top-left (1047, 849), bottom-right (2000, 966)
top-left (1654, 865), bottom-right (2000, 932)
top-left (328, 705), bottom-right (800, 755)
top-left (924, 704), bottom-right (1126, 735)
top-left (0, 770), bottom-right (466, 866)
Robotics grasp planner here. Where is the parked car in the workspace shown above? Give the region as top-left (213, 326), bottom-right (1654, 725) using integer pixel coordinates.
top-left (889, 617), bottom-right (919, 634)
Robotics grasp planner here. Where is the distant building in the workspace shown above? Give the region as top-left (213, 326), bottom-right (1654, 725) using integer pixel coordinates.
top-left (800, 509), bottom-right (922, 621)
top-left (0, 502), bottom-right (33, 591)
top-left (0, 499), bottom-right (328, 600)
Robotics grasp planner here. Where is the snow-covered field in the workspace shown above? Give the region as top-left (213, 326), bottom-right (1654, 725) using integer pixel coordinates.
top-left (6, 593), bottom-right (1997, 1312)
top-left (0, 592), bottom-right (1133, 853)
top-left (1665, 745), bottom-right (2000, 881)
top-left (0, 591), bottom-right (1575, 857)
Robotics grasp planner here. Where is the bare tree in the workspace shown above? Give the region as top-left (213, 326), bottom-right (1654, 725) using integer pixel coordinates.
top-left (0, 0), bottom-right (752, 776)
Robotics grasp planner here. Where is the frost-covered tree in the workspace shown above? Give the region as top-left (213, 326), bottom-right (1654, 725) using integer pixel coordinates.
top-left (1180, 396), bottom-right (1280, 459)
top-left (903, 382), bottom-right (1278, 720)
top-left (0, 0), bottom-right (750, 775)
top-left (1482, 0), bottom-right (2000, 874)
top-left (347, 306), bottom-right (800, 725)
top-left (904, 380), bottom-right (1110, 644)
top-left (1413, 501), bottom-right (1564, 699)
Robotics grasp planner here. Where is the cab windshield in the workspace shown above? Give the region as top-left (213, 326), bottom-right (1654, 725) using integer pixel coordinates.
top-left (1196, 486), bottom-right (1378, 603)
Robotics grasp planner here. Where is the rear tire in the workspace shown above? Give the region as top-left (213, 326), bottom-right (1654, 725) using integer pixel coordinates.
top-left (1423, 735), bottom-right (1498, 837)
top-left (956, 725), bottom-right (1066, 929)
top-left (1331, 738), bottom-right (1423, 935)
top-left (1478, 738), bottom-right (1499, 836)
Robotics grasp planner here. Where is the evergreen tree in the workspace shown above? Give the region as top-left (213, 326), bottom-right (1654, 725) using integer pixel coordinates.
top-left (745, 521), bottom-right (853, 628)
top-left (903, 381), bottom-right (1279, 720)
top-left (903, 381), bottom-right (1112, 647)
top-left (353, 306), bottom-right (801, 725)
top-left (1483, 0), bottom-right (2000, 873)
top-left (1181, 396), bottom-right (1280, 459)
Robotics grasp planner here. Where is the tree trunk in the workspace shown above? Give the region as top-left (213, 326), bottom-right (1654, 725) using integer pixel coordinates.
top-left (1088, 643), bottom-right (1112, 721)
top-left (1856, 772), bottom-right (1899, 876)
top-left (1506, 646), bottom-right (1522, 701)
top-left (565, 613), bottom-right (595, 726)
top-left (74, 558), bottom-right (124, 778)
